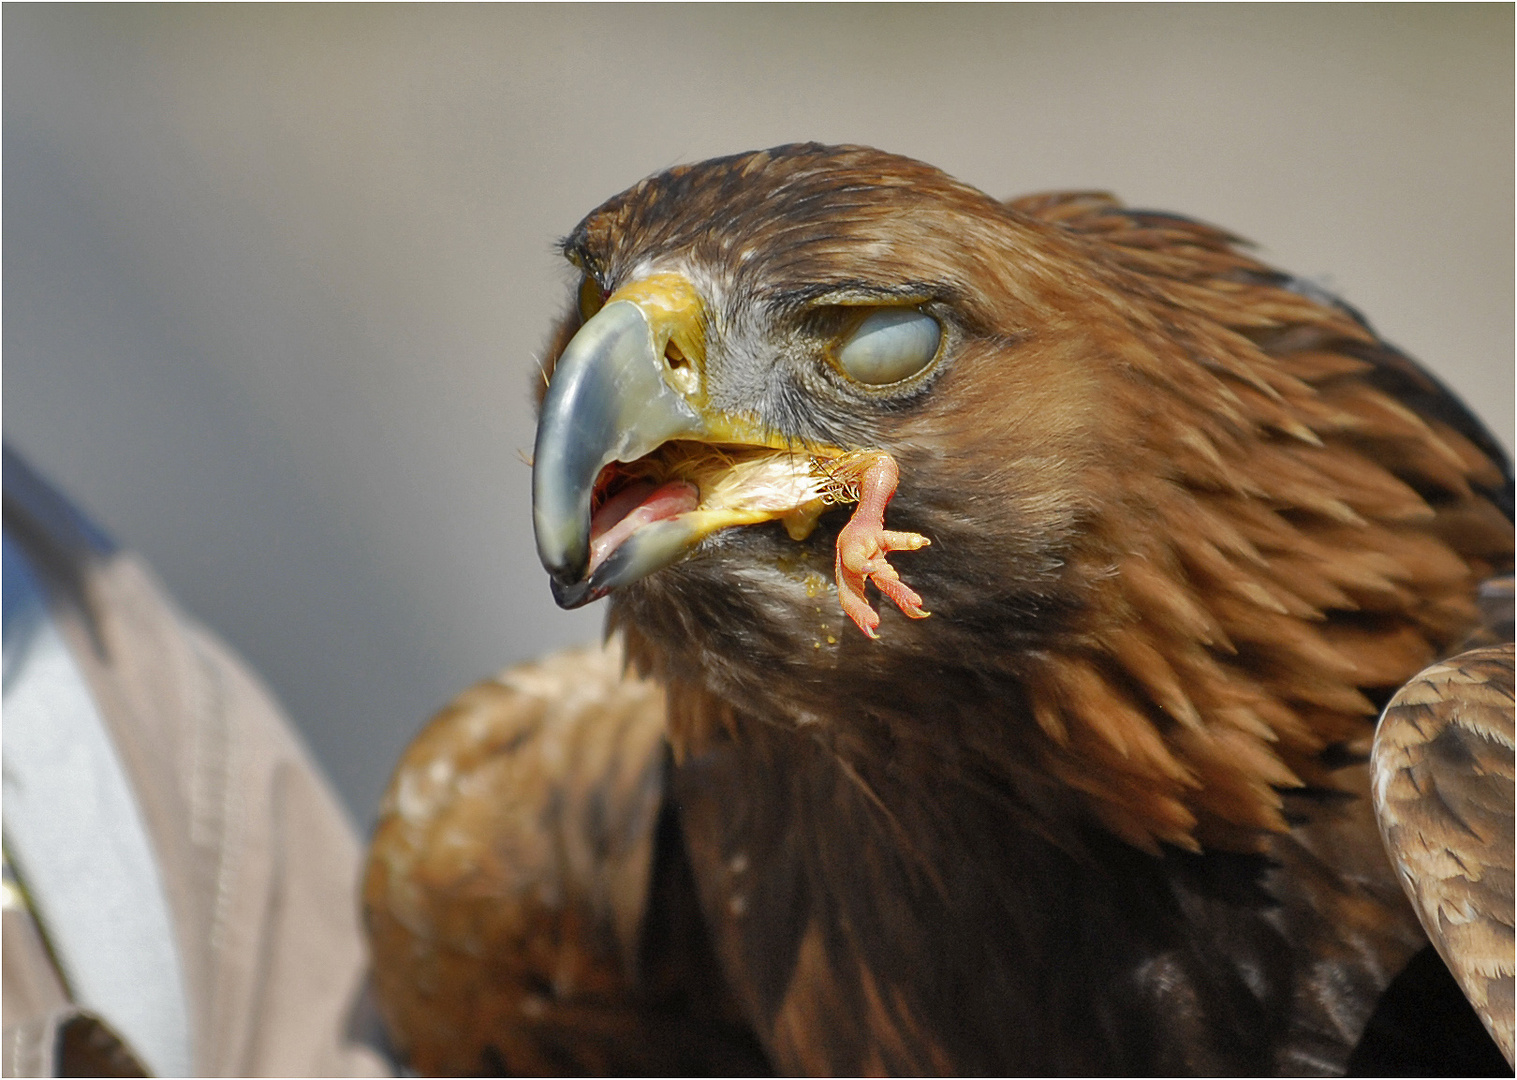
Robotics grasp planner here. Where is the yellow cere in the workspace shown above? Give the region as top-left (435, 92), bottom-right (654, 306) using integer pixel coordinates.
top-left (604, 273), bottom-right (708, 399)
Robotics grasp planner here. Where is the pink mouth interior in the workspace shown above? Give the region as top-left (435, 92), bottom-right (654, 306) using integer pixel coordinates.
top-left (588, 477), bottom-right (699, 574)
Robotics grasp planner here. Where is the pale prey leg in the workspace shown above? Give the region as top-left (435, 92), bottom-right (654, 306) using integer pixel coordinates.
top-left (832, 453), bottom-right (931, 639)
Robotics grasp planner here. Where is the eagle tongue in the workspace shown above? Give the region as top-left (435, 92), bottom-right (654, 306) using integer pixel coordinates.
top-left (588, 480), bottom-right (699, 574)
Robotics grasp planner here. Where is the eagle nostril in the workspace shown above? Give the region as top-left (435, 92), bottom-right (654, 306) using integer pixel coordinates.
top-left (663, 340), bottom-right (700, 396)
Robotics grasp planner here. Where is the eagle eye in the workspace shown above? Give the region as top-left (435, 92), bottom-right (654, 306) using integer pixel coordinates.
top-left (835, 308), bottom-right (942, 386)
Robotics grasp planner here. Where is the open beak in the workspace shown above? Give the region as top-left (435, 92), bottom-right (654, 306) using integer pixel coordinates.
top-left (532, 273), bottom-right (831, 609)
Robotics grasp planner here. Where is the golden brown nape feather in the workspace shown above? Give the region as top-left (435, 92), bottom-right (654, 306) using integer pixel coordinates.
top-left (1372, 640), bottom-right (1515, 1065)
top-left (989, 190), bottom-right (1512, 854)
top-left (362, 642), bottom-right (766, 1075)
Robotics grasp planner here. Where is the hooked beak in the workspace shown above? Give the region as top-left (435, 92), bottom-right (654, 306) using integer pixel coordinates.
top-left (532, 273), bottom-right (783, 608)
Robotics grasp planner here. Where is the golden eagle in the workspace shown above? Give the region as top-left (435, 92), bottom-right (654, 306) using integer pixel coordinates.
top-left (365, 144), bottom-right (1513, 1075)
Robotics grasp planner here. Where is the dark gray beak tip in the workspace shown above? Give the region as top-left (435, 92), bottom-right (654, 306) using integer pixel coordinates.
top-left (549, 574), bottom-right (602, 609)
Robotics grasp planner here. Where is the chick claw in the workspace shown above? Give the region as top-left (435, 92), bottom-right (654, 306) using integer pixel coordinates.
top-left (832, 454), bottom-right (931, 639)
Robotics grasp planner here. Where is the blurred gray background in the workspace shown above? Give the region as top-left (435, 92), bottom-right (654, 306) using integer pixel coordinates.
top-left (5, 4), bottom-right (1512, 825)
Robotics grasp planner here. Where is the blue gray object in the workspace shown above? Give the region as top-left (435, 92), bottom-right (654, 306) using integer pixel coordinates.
top-left (2, 454), bottom-right (193, 1078)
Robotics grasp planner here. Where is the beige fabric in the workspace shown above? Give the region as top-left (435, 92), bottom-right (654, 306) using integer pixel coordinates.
top-left (2, 464), bottom-right (389, 1077)
top-left (2, 1002), bottom-right (149, 1079)
top-left (2, 905), bottom-right (76, 1077)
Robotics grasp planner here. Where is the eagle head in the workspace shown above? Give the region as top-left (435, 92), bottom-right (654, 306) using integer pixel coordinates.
top-left (531, 142), bottom-right (1510, 853)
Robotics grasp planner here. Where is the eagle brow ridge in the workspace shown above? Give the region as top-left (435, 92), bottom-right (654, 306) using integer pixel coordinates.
top-left (770, 280), bottom-right (947, 309)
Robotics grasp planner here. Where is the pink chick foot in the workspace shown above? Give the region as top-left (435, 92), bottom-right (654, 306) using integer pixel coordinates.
top-left (832, 453), bottom-right (931, 639)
